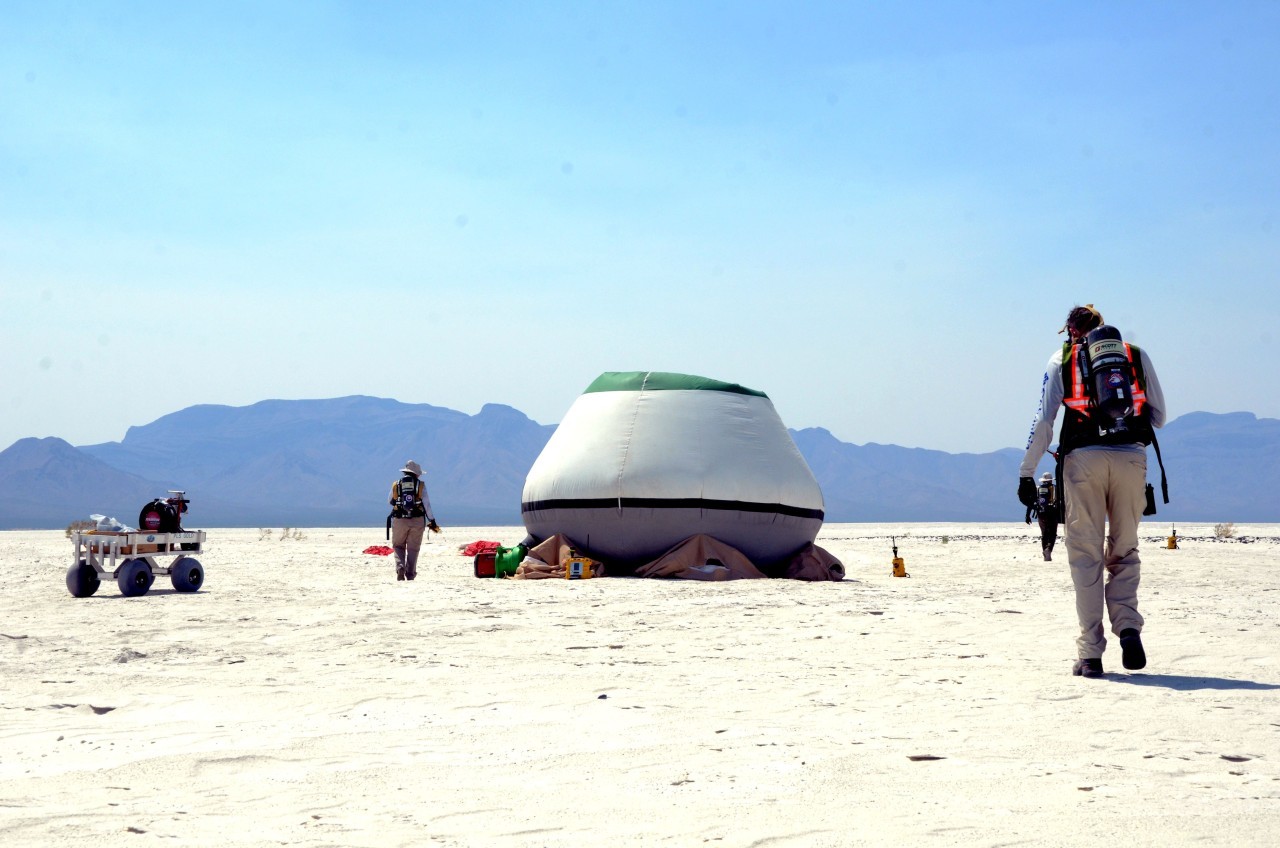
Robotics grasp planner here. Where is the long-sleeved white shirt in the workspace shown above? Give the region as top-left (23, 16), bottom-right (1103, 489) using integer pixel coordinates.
top-left (1020, 344), bottom-right (1166, 478)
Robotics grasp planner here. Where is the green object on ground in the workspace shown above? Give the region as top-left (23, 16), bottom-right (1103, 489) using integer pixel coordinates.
top-left (494, 544), bottom-right (527, 578)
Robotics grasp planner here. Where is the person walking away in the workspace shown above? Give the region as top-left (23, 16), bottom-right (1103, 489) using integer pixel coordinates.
top-left (1035, 472), bottom-right (1059, 562)
top-left (1018, 305), bottom-right (1166, 678)
top-left (387, 460), bottom-right (440, 581)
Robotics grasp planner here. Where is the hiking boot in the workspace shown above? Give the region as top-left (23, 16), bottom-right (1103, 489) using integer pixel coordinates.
top-left (1119, 628), bottom-right (1146, 670)
top-left (396, 570), bottom-right (405, 581)
top-left (1042, 549), bottom-right (1052, 562)
top-left (1072, 658), bottom-right (1104, 678)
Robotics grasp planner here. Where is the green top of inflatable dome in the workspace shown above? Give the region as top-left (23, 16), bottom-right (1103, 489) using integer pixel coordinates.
top-left (583, 371), bottom-right (768, 398)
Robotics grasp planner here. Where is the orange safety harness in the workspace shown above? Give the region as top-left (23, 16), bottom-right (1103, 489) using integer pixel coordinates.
top-left (1063, 341), bottom-right (1147, 418)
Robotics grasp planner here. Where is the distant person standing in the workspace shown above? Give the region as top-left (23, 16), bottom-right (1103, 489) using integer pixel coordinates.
top-left (1029, 471), bottom-right (1060, 562)
top-left (1018, 305), bottom-right (1166, 678)
top-left (387, 460), bottom-right (440, 581)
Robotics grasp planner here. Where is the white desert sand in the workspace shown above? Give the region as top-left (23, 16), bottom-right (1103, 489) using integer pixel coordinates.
top-left (2, 523), bottom-right (1278, 847)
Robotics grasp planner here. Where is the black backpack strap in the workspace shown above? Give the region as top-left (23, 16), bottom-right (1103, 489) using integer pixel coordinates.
top-left (1150, 432), bottom-right (1169, 504)
top-left (1054, 451), bottom-right (1066, 522)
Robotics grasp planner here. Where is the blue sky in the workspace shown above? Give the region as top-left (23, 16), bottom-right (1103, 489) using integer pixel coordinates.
top-left (3, 1), bottom-right (1278, 454)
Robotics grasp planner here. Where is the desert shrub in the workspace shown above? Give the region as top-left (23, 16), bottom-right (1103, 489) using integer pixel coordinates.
top-left (940, 535), bottom-right (950, 544)
top-left (259, 528), bottom-right (273, 540)
top-left (65, 519), bottom-right (96, 538)
top-left (1214, 522), bottom-right (1235, 539)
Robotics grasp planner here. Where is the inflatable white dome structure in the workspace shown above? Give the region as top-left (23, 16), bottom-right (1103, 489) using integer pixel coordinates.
top-left (521, 371), bottom-right (825, 567)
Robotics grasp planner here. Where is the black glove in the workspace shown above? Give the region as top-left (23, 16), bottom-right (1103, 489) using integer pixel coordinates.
top-left (1018, 477), bottom-right (1037, 508)
top-left (427, 520), bottom-right (441, 533)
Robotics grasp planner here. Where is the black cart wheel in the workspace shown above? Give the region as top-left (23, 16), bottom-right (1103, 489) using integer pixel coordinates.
top-left (117, 558), bottom-right (154, 597)
top-left (66, 560), bottom-right (101, 598)
top-left (169, 556), bottom-right (204, 593)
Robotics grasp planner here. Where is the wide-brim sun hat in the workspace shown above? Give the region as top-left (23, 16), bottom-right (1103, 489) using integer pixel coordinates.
top-left (400, 460), bottom-right (423, 477)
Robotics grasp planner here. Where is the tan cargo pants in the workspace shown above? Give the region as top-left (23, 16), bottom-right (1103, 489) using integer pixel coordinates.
top-left (391, 516), bottom-right (427, 580)
top-left (1063, 447), bottom-right (1147, 659)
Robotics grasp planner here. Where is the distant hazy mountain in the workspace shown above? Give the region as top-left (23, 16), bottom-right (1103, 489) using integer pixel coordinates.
top-left (0, 397), bottom-right (1275, 529)
top-left (1139, 411), bottom-right (1280, 523)
top-left (0, 437), bottom-right (170, 528)
top-left (795, 411), bottom-right (1279, 524)
top-left (790, 428), bottom-right (1026, 522)
top-left (75, 396), bottom-right (555, 528)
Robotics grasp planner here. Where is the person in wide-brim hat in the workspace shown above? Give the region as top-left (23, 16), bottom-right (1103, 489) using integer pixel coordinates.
top-left (387, 460), bottom-right (440, 581)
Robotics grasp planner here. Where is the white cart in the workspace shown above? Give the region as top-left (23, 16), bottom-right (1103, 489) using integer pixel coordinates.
top-left (67, 530), bottom-right (207, 597)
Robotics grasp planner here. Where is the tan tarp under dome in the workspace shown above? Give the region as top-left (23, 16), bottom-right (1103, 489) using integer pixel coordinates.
top-left (510, 533), bottom-right (845, 582)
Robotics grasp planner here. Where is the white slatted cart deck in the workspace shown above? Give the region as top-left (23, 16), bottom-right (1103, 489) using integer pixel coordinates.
top-left (66, 530), bottom-right (207, 597)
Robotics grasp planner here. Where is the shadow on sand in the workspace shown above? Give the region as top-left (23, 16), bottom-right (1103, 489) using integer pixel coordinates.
top-left (1110, 674), bottom-right (1280, 691)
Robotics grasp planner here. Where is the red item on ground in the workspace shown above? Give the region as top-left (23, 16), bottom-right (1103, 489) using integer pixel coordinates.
top-left (474, 552), bottom-right (497, 578)
top-left (363, 545), bottom-right (393, 556)
top-left (461, 540), bottom-right (501, 556)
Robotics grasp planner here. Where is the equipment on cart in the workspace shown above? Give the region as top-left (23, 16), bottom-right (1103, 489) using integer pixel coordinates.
top-left (139, 490), bottom-right (190, 533)
top-left (69, 489), bottom-right (206, 598)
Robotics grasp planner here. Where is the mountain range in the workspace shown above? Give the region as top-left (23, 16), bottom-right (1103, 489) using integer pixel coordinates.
top-left (1, 397), bottom-right (1276, 529)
